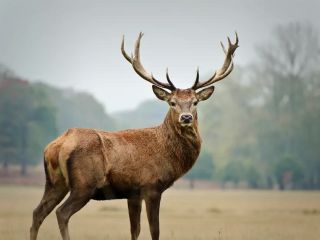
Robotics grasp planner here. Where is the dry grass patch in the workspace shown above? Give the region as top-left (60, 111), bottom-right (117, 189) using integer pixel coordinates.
top-left (0, 186), bottom-right (319, 239)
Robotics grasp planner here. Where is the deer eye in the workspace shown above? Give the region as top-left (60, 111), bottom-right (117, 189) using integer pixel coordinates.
top-left (170, 102), bottom-right (176, 107)
top-left (193, 101), bottom-right (198, 106)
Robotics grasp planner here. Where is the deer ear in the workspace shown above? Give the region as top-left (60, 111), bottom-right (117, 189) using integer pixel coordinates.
top-left (196, 86), bottom-right (215, 101)
top-left (152, 85), bottom-right (170, 101)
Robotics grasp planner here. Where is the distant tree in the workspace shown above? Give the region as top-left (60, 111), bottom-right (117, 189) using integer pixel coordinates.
top-left (0, 76), bottom-right (57, 175)
top-left (253, 22), bottom-right (320, 189)
top-left (245, 164), bottom-right (262, 189)
top-left (185, 150), bottom-right (214, 188)
top-left (35, 83), bottom-right (117, 133)
top-left (221, 161), bottom-right (245, 186)
top-left (274, 156), bottom-right (304, 190)
top-left (198, 67), bottom-right (263, 188)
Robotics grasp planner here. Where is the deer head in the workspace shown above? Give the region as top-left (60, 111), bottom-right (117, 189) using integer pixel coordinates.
top-left (121, 32), bottom-right (239, 127)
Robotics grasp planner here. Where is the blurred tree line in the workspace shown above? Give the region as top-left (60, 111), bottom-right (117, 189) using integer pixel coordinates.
top-left (200, 22), bottom-right (320, 189)
top-left (0, 22), bottom-right (319, 190)
top-left (0, 69), bottom-right (56, 175)
top-left (0, 67), bottom-right (116, 175)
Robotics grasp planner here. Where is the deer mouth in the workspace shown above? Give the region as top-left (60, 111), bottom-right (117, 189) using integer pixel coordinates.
top-left (180, 122), bottom-right (193, 127)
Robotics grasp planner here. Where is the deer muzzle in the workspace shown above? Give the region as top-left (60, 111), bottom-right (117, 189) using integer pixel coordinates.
top-left (179, 113), bottom-right (193, 126)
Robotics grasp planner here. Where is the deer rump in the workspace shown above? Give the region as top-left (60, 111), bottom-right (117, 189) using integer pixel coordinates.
top-left (45, 128), bottom-right (176, 201)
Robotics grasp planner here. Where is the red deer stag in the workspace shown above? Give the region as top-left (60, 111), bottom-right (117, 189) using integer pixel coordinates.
top-left (30, 32), bottom-right (239, 240)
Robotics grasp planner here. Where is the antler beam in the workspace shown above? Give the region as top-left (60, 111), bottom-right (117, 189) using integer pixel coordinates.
top-left (121, 32), bottom-right (176, 91)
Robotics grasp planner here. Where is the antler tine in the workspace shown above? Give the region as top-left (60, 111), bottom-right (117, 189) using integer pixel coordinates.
top-left (191, 67), bottom-right (200, 89)
top-left (121, 35), bottom-right (133, 63)
top-left (192, 32), bottom-right (239, 90)
top-left (235, 31), bottom-right (239, 45)
top-left (220, 41), bottom-right (227, 54)
top-left (121, 32), bottom-right (175, 91)
top-left (165, 68), bottom-right (176, 90)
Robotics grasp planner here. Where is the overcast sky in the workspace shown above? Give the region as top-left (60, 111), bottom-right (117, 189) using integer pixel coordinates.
top-left (0, 0), bottom-right (319, 112)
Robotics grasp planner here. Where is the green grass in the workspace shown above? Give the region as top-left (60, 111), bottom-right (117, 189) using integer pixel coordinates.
top-left (0, 185), bottom-right (320, 239)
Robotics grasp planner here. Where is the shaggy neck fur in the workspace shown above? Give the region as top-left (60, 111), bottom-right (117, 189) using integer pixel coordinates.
top-left (159, 108), bottom-right (202, 176)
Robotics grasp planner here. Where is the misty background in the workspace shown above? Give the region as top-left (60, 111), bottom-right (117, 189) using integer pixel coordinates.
top-left (1, 0), bottom-right (319, 112)
top-left (0, 0), bottom-right (320, 189)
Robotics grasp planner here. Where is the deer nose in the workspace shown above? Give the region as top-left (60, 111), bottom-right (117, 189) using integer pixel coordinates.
top-left (179, 114), bottom-right (193, 124)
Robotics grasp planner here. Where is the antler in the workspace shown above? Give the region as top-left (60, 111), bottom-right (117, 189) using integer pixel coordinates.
top-left (192, 32), bottom-right (239, 90)
top-left (121, 32), bottom-right (176, 91)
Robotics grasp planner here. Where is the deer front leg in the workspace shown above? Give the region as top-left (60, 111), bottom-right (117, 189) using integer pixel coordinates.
top-left (128, 198), bottom-right (142, 240)
top-left (145, 193), bottom-right (161, 240)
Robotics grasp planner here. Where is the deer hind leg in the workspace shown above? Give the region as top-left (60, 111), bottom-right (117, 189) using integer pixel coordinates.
top-left (128, 198), bottom-right (142, 240)
top-left (56, 189), bottom-right (91, 240)
top-left (30, 180), bottom-right (68, 240)
top-left (145, 193), bottom-right (162, 240)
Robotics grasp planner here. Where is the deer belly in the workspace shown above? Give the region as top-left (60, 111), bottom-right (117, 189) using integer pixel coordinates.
top-left (92, 184), bottom-right (141, 200)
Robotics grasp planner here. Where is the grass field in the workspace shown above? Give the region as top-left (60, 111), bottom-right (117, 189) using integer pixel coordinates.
top-left (0, 185), bottom-right (319, 240)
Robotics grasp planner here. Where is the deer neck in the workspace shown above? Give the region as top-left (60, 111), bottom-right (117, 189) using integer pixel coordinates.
top-left (160, 109), bottom-right (202, 175)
